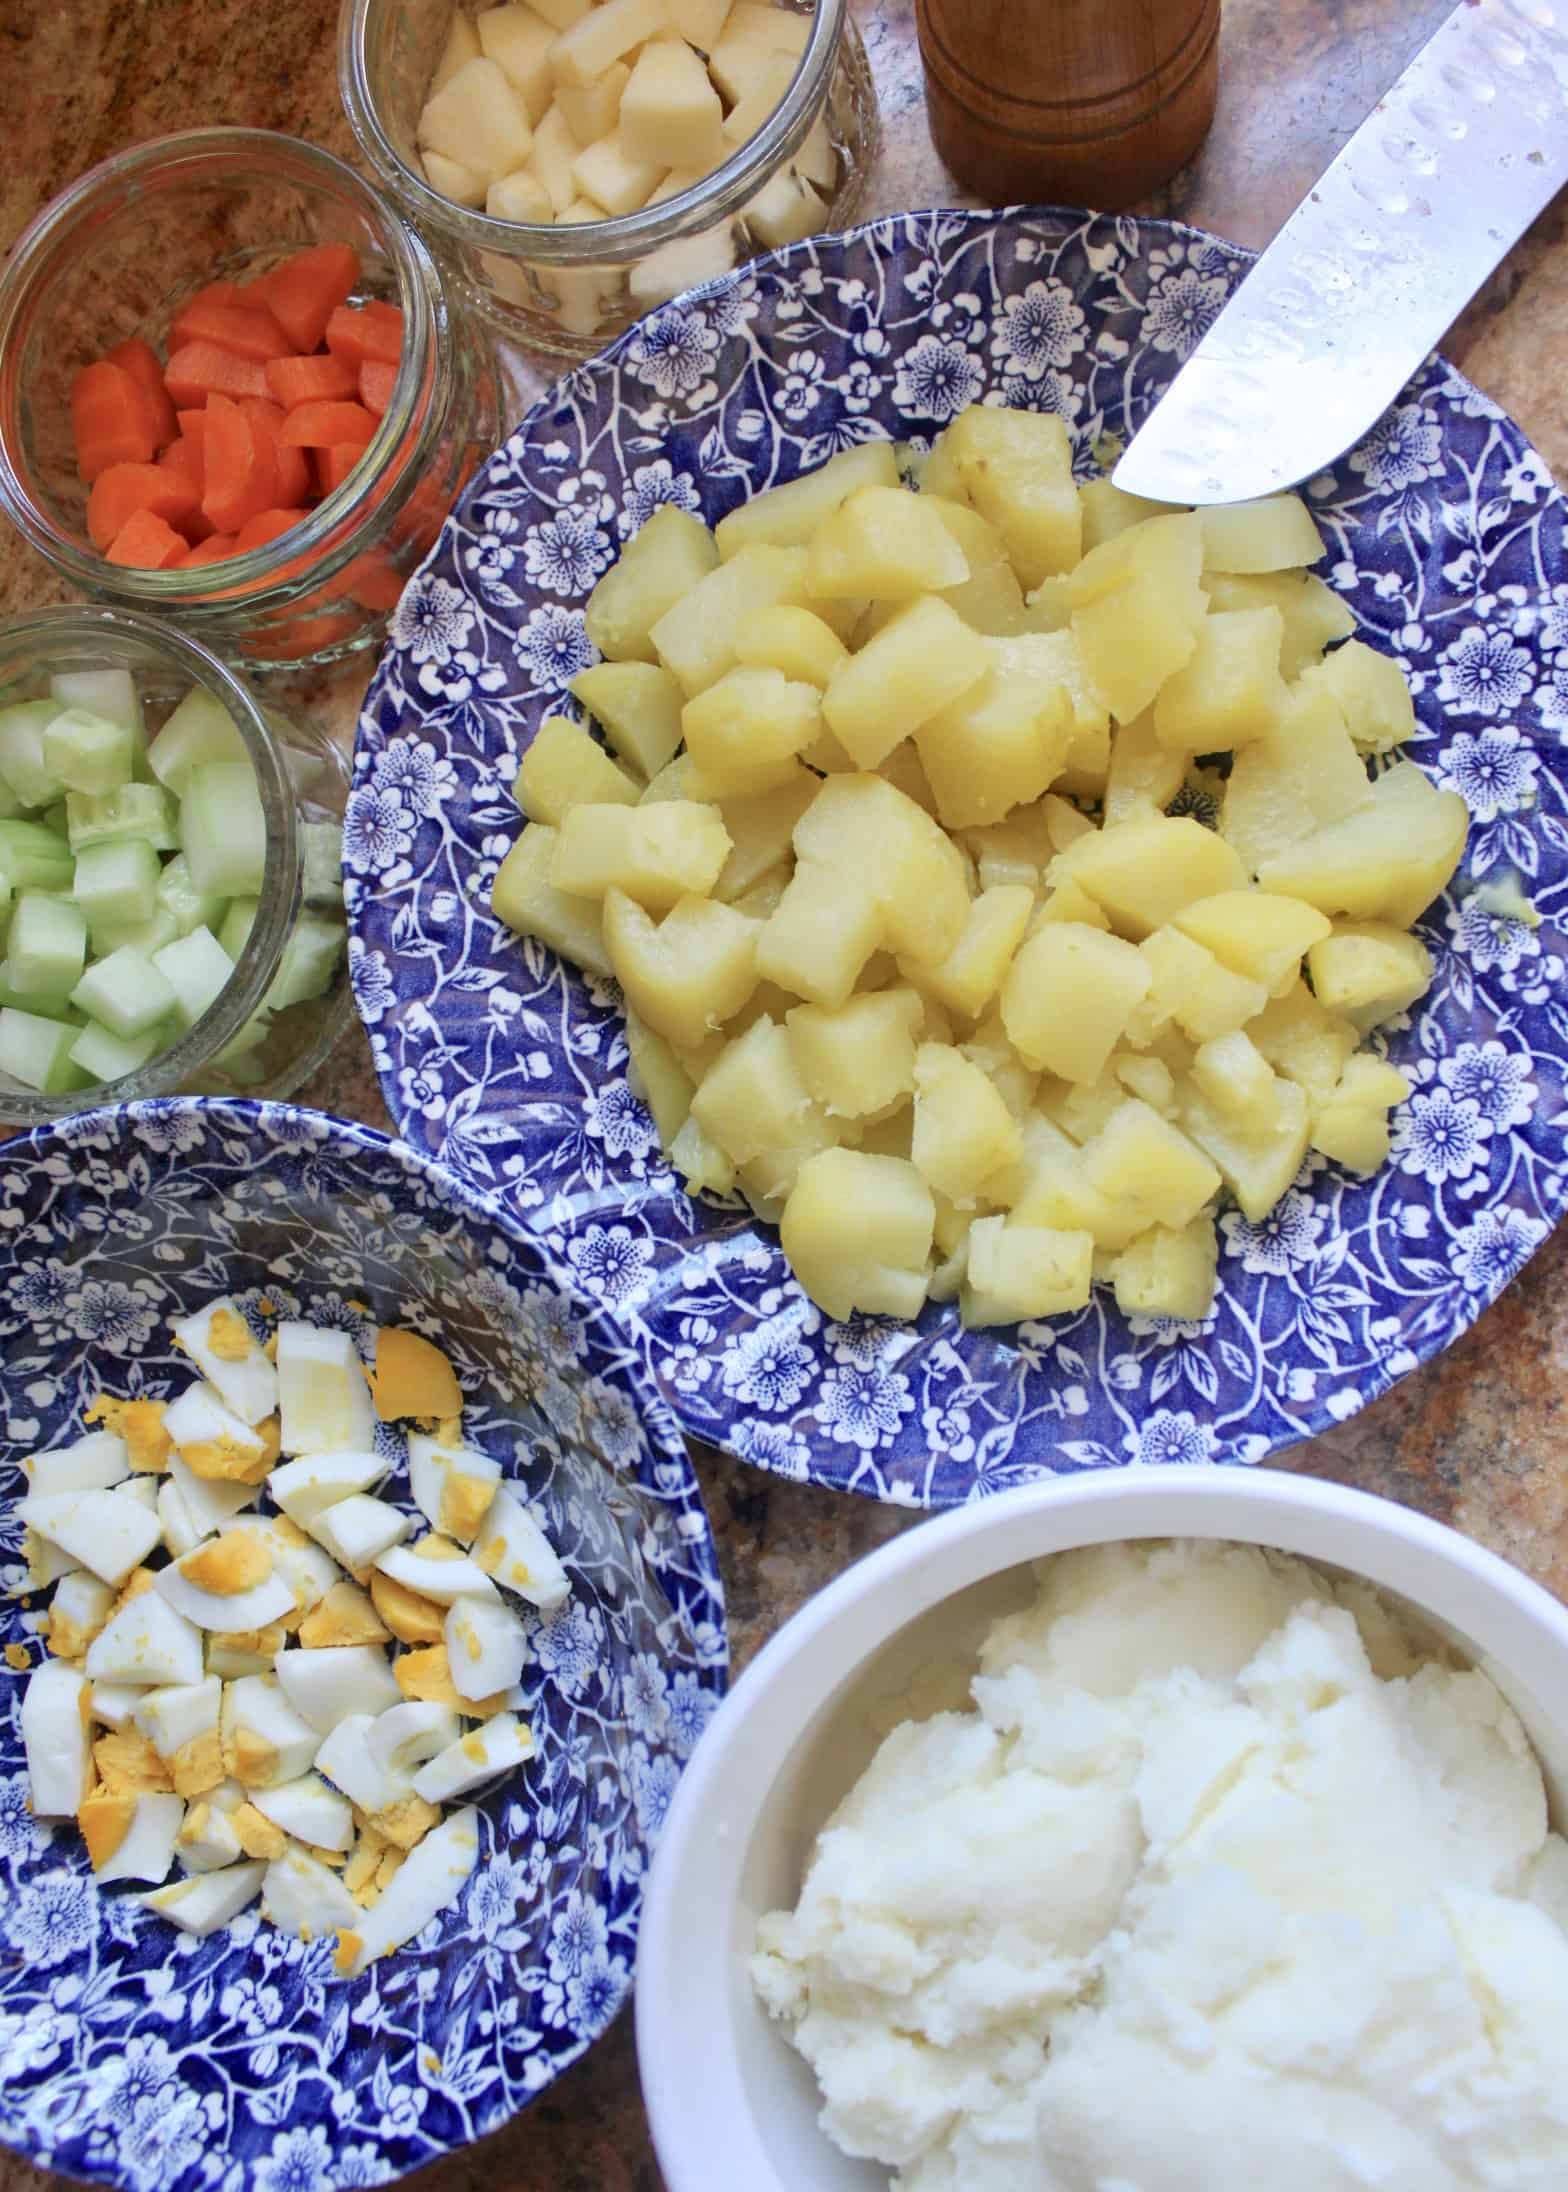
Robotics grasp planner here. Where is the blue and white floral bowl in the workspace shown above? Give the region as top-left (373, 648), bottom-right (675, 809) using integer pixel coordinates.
top-left (0, 1099), bottom-right (726, 2192)
top-left (347, 205), bottom-right (1568, 1506)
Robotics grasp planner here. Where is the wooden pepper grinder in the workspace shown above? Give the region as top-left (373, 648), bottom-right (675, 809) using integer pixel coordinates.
top-left (917, 0), bottom-right (1221, 211)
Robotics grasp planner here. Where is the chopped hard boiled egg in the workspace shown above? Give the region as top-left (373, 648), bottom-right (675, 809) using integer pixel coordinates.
top-left (176, 1798), bottom-right (245, 1873)
top-left (155, 1537), bottom-right (297, 1632)
top-left (221, 1675), bottom-right (321, 1788)
top-left (475, 1486), bottom-right (572, 1612)
top-left (316, 1712), bottom-right (413, 1815)
top-left (276, 1322), bottom-right (376, 1455)
top-left (407, 1433), bottom-right (501, 1545)
top-left (376, 1539), bottom-right (499, 1606)
top-left (172, 1298), bottom-right (278, 1425)
top-left (87, 1681), bottom-right (145, 1731)
top-left (263, 1844), bottom-right (360, 1941)
top-left (46, 1570), bottom-right (115, 1660)
top-left (23, 1430), bottom-right (129, 1496)
top-left (144, 1861), bottom-right (266, 1937)
top-left (85, 1592), bottom-right (205, 1687)
top-left (307, 1495), bottom-right (412, 1573)
top-left (166, 1450), bottom-right (258, 1538)
top-left (367, 1701), bottom-right (461, 1777)
top-left (270, 1450), bottom-right (387, 1526)
top-left (298, 1578), bottom-right (389, 1649)
top-left (445, 1596), bottom-right (528, 1703)
top-left (21, 1661), bottom-right (93, 1815)
top-left (336, 1808), bottom-right (481, 1975)
top-left (249, 1772), bottom-right (355, 1853)
top-left (163, 1383), bottom-right (276, 1485)
top-left (414, 1713), bottom-right (535, 1804)
top-left (274, 1645), bottom-right (401, 1734)
top-left (81, 1789), bottom-right (185, 1884)
top-left (17, 1487), bottom-right (162, 1586)
top-left (369, 1328), bottom-right (463, 1424)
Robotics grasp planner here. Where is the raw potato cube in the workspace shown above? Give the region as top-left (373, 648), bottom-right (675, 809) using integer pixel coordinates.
top-left (551, 799), bottom-right (730, 909)
top-left (911, 1042), bottom-right (1022, 1204)
top-left (1181, 1077), bottom-right (1311, 1222)
top-left (629, 224), bottom-right (739, 310)
top-left (723, 51), bottom-right (801, 149)
top-left (626, 1010), bottom-right (695, 1144)
top-left (515, 716), bottom-right (640, 822)
top-left (756, 860), bottom-right (882, 1005)
top-left (734, 606), bottom-right (848, 688)
top-left (823, 596), bottom-right (989, 768)
top-left (603, 888), bottom-right (760, 1049)
top-left (423, 150), bottom-right (488, 206)
top-left (1248, 980), bottom-right (1360, 1105)
top-left (571, 660), bottom-right (685, 779)
top-left (716, 443), bottom-right (899, 559)
top-left (433, 12), bottom-right (482, 91)
top-left (1173, 889), bottom-right (1330, 992)
top-left (621, 37), bottom-right (726, 168)
top-left (1257, 762), bottom-right (1468, 927)
top-left (781, 1148), bottom-right (934, 1322)
top-left (807, 487), bottom-right (969, 602)
top-left (1204, 571), bottom-right (1354, 680)
top-left (532, 103), bottom-right (584, 215)
top-left (1056, 816), bottom-right (1247, 940)
top-left (1305, 921), bottom-right (1433, 1031)
top-left (571, 132), bottom-right (662, 215)
top-left (1080, 1098), bottom-right (1220, 1233)
top-left (787, 988), bottom-right (923, 1116)
top-left (794, 774), bottom-right (972, 968)
top-left (1199, 492), bottom-right (1324, 574)
top-left (550, 0), bottom-right (671, 85)
top-left (1101, 712), bottom-right (1187, 825)
top-left (491, 825), bottom-right (611, 979)
top-left (668, 0), bottom-right (732, 45)
top-left (961, 1217), bottom-right (1093, 1326)
top-left (1079, 478), bottom-right (1168, 552)
top-left (1298, 637), bottom-right (1417, 753)
top-left (419, 58), bottom-right (534, 184)
top-left (914, 634), bottom-right (1075, 829)
top-left (651, 544), bottom-right (809, 695)
top-left (1113, 1216), bottom-right (1218, 1321)
top-left (1152, 607), bottom-right (1286, 751)
top-left (1220, 682), bottom-right (1374, 875)
top-left (587, 507), bottom-right (719, 664)
top-left (1067, 514), bottom-right (1206, 723)
top-left (1189, 1029), bottom-right (1275, 1118)
top-left (1001, 923), bottom-right (1151, 1083)
top-left (681, 667), bottom-right (821, 795)
top-left (926, 499), bottom-right (1029, 637)
top-left (487, 169), bottom-right (554, 221)
top-left (555, 59), bottom-right (630, 143)
top-left (477, 4), bottom-right (558, 120)
top-left (918, 885), bottom-right (1033, 1018)
top-left (935, 407), bottom-right (1082, 588)
top-left (714, 766), bottom-right (817, 898)
top-left (1311, 1053), bottom-right (1411, 1174)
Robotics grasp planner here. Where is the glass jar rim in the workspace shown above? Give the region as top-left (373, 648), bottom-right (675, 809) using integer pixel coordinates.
top-left (0, 128), bottom-right (448, 614)
top-left (0, 604), bottom-right (300, 1125)
top-left (338, 0), bottom-right (846, 268)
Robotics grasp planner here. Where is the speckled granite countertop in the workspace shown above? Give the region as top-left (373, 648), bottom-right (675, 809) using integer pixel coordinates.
top-left (4, 0), bottom-right (1568, 2183)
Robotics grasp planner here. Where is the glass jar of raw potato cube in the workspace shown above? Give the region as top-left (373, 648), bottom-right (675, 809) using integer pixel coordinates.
top-left (340, 0), bottom-right (879, 357)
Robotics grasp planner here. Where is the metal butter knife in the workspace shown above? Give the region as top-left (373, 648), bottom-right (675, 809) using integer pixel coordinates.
top-left (1113, 0), bottom-right (1568, 506)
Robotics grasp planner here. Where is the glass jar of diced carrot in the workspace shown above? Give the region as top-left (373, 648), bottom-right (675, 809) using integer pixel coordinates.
top-left (0, 130), bottom-right (501, 669)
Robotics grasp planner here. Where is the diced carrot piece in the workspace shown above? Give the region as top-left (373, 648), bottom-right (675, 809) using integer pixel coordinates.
top-left (325, 304), bottom-right (402, 369)
top-left (201, 392), bottom-right (280, 534)
top-left (106, 507), bottom-right (187, 568)
top-left (358, 359), bottom-right (397, 416)
top-left (234, 507), bottom-right (309, 552)
top-left (158, 435), bottom-right (203, 491)
top-left (264, 352), bottom-right (359, 409)
top-left (339, 549), bottom-right (406, 612)
top-left (170, 296), bottom-right (292, 362)
top-left (243, 610), bottom-right (363, 662)
top-left (86, 462), bottom-right (200, 553)
top-left (104, 339), bottom-right (179, 452)
top-left (176, 408), bottom-right (207, 443)
top-left (316, 444), bottom-right (366, 497)
top-left (178, 280), bottom-right (241, 318)
top-left (280, 400), bottom-right (378, 450)
top-left (164, 341), bottom-right (269, 408)
top-left (238, 397), bottom-right (310, 508)
top-left (248, 243), bottom-right (361, 355)
top-left (71, 361), bottom-right (156, 484)
top-left (179, 532), bottom-right (239, 567)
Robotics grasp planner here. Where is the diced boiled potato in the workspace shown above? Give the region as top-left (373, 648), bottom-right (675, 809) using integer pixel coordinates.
top-left (780, 1148), bottom-right (935, 1321)
top-left (960, 1216), bottom-right (1093, 1326)
top-left (477, 4), bottom-right (558, 120)
top-left (787, 987), bottom-right (922, 1116)
top-left (716, 444), bottom-right (899, 560)
top-left (651, 544), bottom-right (809, 695)
top-left (516, 716), bottom-right (640, 823)
top-left (1152, 607), bottom-right (1286, 751)
top-left (1114, 1050), bottom-right (1177, 1114)
top-left (487, 168), bottom-right (554, 221)
top-left (795, 773), bottom-right (972, 968)
top-left (424, 150), bottom-right (488, 206)
top-left (756, 859), bottom-right (882, 1006)
top-left (823, 596), bottom-right (989, 769)
top-left (532, 102), bottom-right (584, 214)
top-left (491, 824), bottom-right (611, 980)
top-left (1189, 1029), bottom-right (1275, 1118)
top-left (669, 1113), bottom-right (737, 1193)
top-left (571, 131), bottom-right (662, 215)
top-left (1055, 815), bottom-right (1246, 940)
top-left (555, 58), bottom-right (630, 143)
top-left (1248, 980), bottom-right (1360, 1105)
top-left (911, 1042), bottom-right (1022, 1204)
top-left (1181, 1077), bottom-right (1311, 1222)
top-left (965, 803), bottom-right (1058, 892)
top-left (433, 11), bottom-right (482, 92)
top-left (419, 57), bottom-right (534, 184)
top-left (1204, 571), bottom-right (1354, 680)
top-left (1019, 575), bottom-right (1072, 633)
top-left (807, 487), bottom-right (969, 603)
top-left (1199, 492), bottom-right (1324, 575)
top-left (1113, 1215), bottom-right (1218, 1321)
top-left (734, 606), bottom-right (848, 688)
top-left (681, 667), bottom-right (821, 796)
top-left (1079, 478), bottom-right (1169, 552)
top-left (602, 888), bottom-right (760, 1049)
top-left (914, 634), bottom-right (1075, 829)
top-left (1306, 921), bottom-right (1433, 1031)
top-left (1297, 637), bottom-right (1417, 754)
top-left (933, 407), bottom-right (1081, 588)
top-left (629, 224), bottom-right (740, 310)
top-left (691, 1015), bottom-right (818, 1164)
top-left (723, 49), bottom-right (800, 150)
top-left (668, 0), bottom-right (731, 44)
top-left (1001, 923), bottom-right (1151, 1083)
top-left (551, 799), bottom-right (730, 908)
top-left (709, 27), bottom-right (791, 100)
top-left (625, 1010), bottom-right (696, 1144)
top-left (1068, 514), bottom-right (1206, 723)
top-left (1101, 711), bottom-right (1187, 825)
top-left (1256, 762), bottom-right (1468, 927)
top-left (917, 885), bottom-right (1033, 1018)
top-left (1172, 889), bottom-right (1330, 992)
top-left (993, 1113), bottom-right (1123, 1245)
top-left (711, 766), bottom-right (815, 900)
top-left (1080, 1098), bottom-right (1220, 1232)
top-left (1310, 1053), bottom-right (1411, 1174)
top-left (529, 0), bottom-right (588, 26)
top-left (791, 112), bottom-right (837, 191)
top-left (925, 498), bottom-right (1029, 637)
top-left (571, 660), bottom-right (685, 779)
top-left (586, 506), bottom-right (719, 665)
top-left (550, 0), bottom-right (670, 84)
top-left (956, 1008), bottom-right (1039, 1120)
top-left (1032, 877), bottom-right (1108, 932)
top-left (1220, 682), bottom-right (1374, 875)
top-left (1125, 926), bottom-right (1267, 1047)
top-left (620, 36), bottom-right (726, 168)
top-left (728, 863), bottom-right (792, 920)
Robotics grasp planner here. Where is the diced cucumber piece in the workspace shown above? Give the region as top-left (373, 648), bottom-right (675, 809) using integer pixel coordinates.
top-left (302, 821), bottom-right (344, 907)
top-left (155, 853), bottom-right (225, 940)
top-left (0, 701), bottom-right (65, 808)
top-left (267, 914), bottom-right (346, 1011)
top-left (216, 1010), bottom-right (273, 1083)
top-left (147, 687), bottom-right (248, 796)
top-left (69, 1018), bottom-right (168, 1084)
top-left (7, 892), bottom-right (88, 997)
top-left (0, 821), bottom-right (73, 891)
top-left (0, 1006), bottom-right (90, 1092)
top-left (0, 979), bottom-right (73, 1020)
top-left (70, 946), bottom-right (178, 1039)
top-left (218, 897), bottom-right (258, 962)
top-left (43, 802), bottom-right (69, 838)
top-left (43, 706), bottom-right (135, 796)
top-left (0, 768), bottom-right (20, 820)
top-left (90, 907), bottom-right (181, 959)
top-left (153, 926), bottom-right (234, 1028)
top-left (50, 670), bottom-right (143, 738)
top-left (73, 838), bottom-right (160, 936)
top-left (182, 760), bottom-right (266, 898)
top-left (67, 783), bottom-right (179, 853)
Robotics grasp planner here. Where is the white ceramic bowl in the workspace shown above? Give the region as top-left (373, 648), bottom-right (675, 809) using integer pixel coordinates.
top-left (634, 1466), bottom-right (1568, 2192)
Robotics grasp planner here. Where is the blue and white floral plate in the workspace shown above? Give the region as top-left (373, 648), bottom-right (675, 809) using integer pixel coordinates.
top-left (347, 205), bottom-right (1568, 1507)
top-left (0, 1100), bottom-right (726, 2192)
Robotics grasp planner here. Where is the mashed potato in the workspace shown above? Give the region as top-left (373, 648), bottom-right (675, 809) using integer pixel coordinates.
top-left (751, 1540), bottom-right (1568, 2190)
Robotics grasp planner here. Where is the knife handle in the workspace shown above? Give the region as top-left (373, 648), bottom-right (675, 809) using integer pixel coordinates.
top-left (915, 0), bottom-right (1220, 209)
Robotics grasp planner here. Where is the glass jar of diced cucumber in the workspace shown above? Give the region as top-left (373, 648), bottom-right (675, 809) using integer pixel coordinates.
top-left (0, 609), bottom-right (351, 1119)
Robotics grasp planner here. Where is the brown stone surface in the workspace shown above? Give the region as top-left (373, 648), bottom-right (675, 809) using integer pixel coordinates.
top-left (3, 2), bottom-right (1568, 2186)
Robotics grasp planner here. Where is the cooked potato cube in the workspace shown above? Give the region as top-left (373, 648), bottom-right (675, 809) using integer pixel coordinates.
top-left (1220, 682), bottom-right (1374, 875)
top-left (487, 168), bottom-right (554, 221)
top-left (734, 606), bottom-right (848, 688)
top-left (551, 799), bottom-right (730, 908)
top-left (911, 1042), bottom-right (1022, 1205)
top-left (515, 716), bottom-right (640, 823)
top-left (1067, 514), bottom-right (1206, 723)
top-left (1173, 889), bottom-right (1330, 992)
top-left (1199, 492), bottom-right (1324, 574)
top-left (756, 859), bottom-right (881, 1005)
top-left (477, 4), bottom-right (557, 121)
top-left (780, 1149), bottom-right (934, 1322)
top-left (1257, 762), bottom-right (1468, 927)
top-left (936, 407), bottom-right (1082, 588)
top-left (669, 1114), bottom-right (736, 1194)
top-left (629, 224), bottom-right (741, 311)
top-left (586, 507), bottom-right (719, 664)
top-left (726, 863), bottom-right (792, 920)
top-left (625, 1009), bottom-right (695, 1145)
top-left (924, 498), bottom-right (1028, 637)
top-left (491, 824), bottom-right (610, 979)
top-left (1032, 876), bottom-right (1110, 931)
top-left (1297, 637), bottom-right (1417, 754)
top-left (1247, 980), bottom-right (1359, 1105)
top-left (715, 444), bottom-right (899, 560)
top-left (651, 543), bottom-right (809, 695)
top-left (1181, 1077), bottom-right (1311, 1222)
top-left (961, 1216), bottom-right (1093, 1326)
top-left (957, 1008), bottom-right (1040, 1119)
top-left (530, 0), bottom-right (590, 24)
top-left (1125, 926), bottom-right (1267, 1047)
top-left (964, 803), bottom-right (1059, 892)
top-left (532, 102), bottom-right (583, 215)
top-left (571, 660), bottom-right (684, 779)
top-left (916, 885), bottom-right (1033, 1018)
top-left (1001, 923), bottom-right (1151, 1082)
top-left (640, 754), bottom-right (701, 803)
top-left (668, 0), bottom-right (732, 44)
top-left (570, 131), bottom-right (661, 216)
top-left (1310, 1053), bottom-right (1411, 1174)
top-left (1080, 1098), bottom-right (1220, 1232)
top-left (1056, 816), bottom-right (1246, 940)
top-left (555, 59), bottom-right (631, 144)
top-left (993, 1113), bottom-right (1125, 1246)
top-left (1079, 478), bottom-right (1168, 552)
top-left (1113, 1215), bottom-right (1218, 1321)
top-left (681, 667), bottom-right (821, 796)
top-left (875, 740), bottom-right (941, 817)
top-left (433, 12), bottom-right (482, 92)
top-left (1101, 711), bottom-right (1187, 825)
top-left (822, 596), bottom-right (989, 769)
top-left (419, 57), bottom-right (534, 184)
top-left (713, 766), bottom-right (816, 899)
top-left (914, 634), bottom-right (1076, 829)
top-left (550, 0), bottom-right (670, 84)
top-left (1152, 607), bottom-right (1286, 751)
top-left (1306, 921), bottom-right (1433, 1031)
top-left (602, 888), bottom-right (760, 1050)
top-left (690, 1015), bottom-right (816, 1162)
top-left (795, 773), bottom-right (972, 968)
top-left (423, 150), bottom-right (488, 207)
top-left (1189, 1029), bottom-right (1275, 1118)
top-left (808, 487), bottom-right (969, 602)
top-left (787, 988), bottom-right (923, 1116)
top-left (620, 37), bottom-right (726, 168)
top-left (1204, 571), bottom-right (1354, 680)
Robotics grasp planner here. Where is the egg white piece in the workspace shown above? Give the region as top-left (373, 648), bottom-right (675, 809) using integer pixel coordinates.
top-left (473, 1487), bottom-right (571, 1613)
top-left (85, 1593), bottom-right (204, 1688)
top-left (262, 1845), bottom-right (359, 1940)
top-left (274, 1645), bottom-right (401, 1735)
top-left (163, 1383), bottom-right (271, 1474)
top-left (176, 1799), bottom-right (244, 1873)
top-left (307, 1496), bottom-right (411, 1573)
top-left (157, 1478), bottom-right (203, 1559)
top-left (21, 1662), bottom-right (91, 1816)
top-left (207, 1777), bottom-right (246, 1813)
top-left (445, 1596), bottom-right (527, 1702)
top-left (315, 1713), bottom-right (412, 1814)
top-left (166, 1452), bottom-right (258, 1539)
top-left (23, 1431), bottom-right (129, 1497)
top-left (375, 1542), bottom-right (498, 1607)
top-left (117, 1476), bottom-right (161, 1513)
top-left (50, 1570), bottom-right (115, 1645)
top-left (144, 1860), bottom-right (264, 1936)
top-left (18, 1488), bottom-right (162, 1587)
top-left (87, 1682), bottom-right (147, 1731)
top-left (406, 1434), bottom-right (501, 1545)
top-left (207, 1637), bottom-right (279, 1680)
top-left (222, 1516), bottom-right (340, 1613)
top-left (171, 1297), bottom-right (278, 1426)
top-left (270, 1451), bottom-right (387, 1528)
top-left (23, 1530), bottom-right (82, 1587)
top-left (340, 1807), bottom-right (480, 1973)
top-left (155, 1559), bottom-right (296, 1636)
top-left (250, 1772), bottom-right (355, 1852)
top-left (277, 1322), bottom-right (376, 1456)
top-left (134, 1675), bottom-right (221, 1761)
top-left (367, 1701), bottom-right (461, 1777)
top-left (221, 1676), bottom-right (321, 1787)
top-left (413, 1713), bottom-right (535, 1804)
top-left (96, 1793), bottom-right (186, 1886)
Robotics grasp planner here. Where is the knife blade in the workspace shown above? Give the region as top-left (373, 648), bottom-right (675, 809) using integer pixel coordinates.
top-left (1113, 0), bottom-right (1568, 506)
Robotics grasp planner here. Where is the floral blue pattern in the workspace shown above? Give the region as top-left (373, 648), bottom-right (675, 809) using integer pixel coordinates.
top-left (0, 1100), bottom-right (726, 2192)
top-left (346, 207), bottom-right (1568, 1506)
